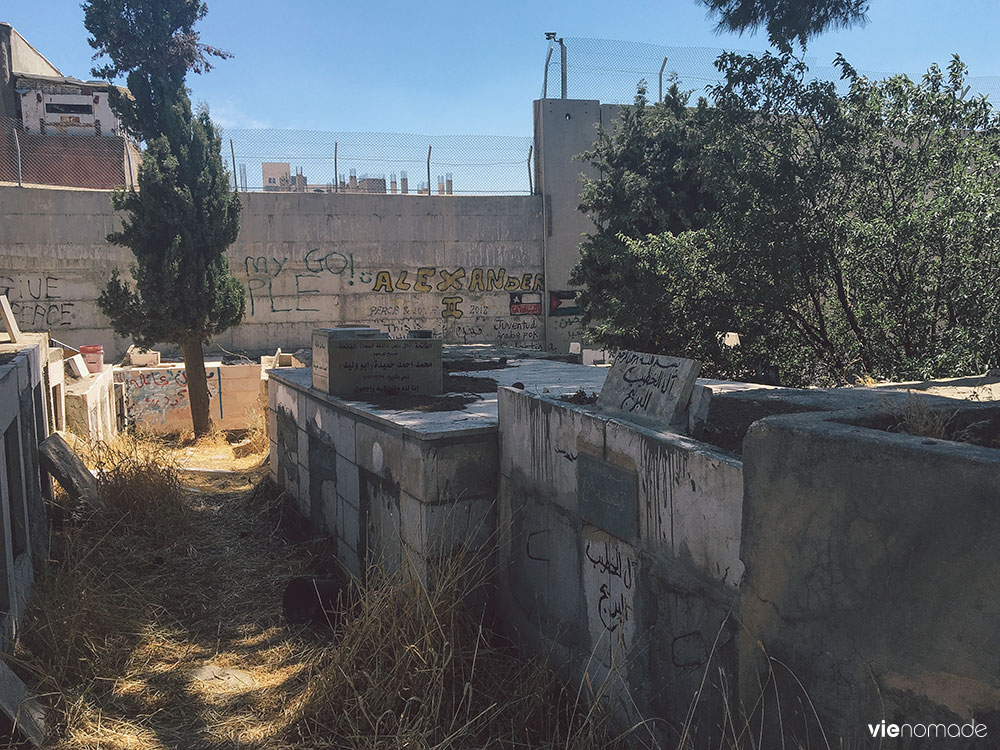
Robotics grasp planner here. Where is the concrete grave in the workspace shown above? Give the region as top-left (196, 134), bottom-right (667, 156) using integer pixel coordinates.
top-left (596, 350), bottom-right (700, 429)
top-left (312, 328), bottom-right (442, 397)
top-left (38, 433), bottom-right (99, 507)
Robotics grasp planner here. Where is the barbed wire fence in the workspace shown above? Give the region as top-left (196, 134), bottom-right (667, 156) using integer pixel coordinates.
top-left (223, 130), bottom-right (533, 195)
top-left (542, 36), bottom-right (1000, 106)
top-left (6, 38), bottom-right (1000, 193)
top-left (0, 116), bottom-right (534, 195)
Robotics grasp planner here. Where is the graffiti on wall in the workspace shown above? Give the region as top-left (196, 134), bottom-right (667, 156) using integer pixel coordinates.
top-left (0, 275), bottom-right (75, 327)
top-left (116, 368), bottom-right (220, 425)
top-left (239, 249), bottom-right (546, 348)
top-left (243, 250), bottom-right (358, 316)
top-left (583, 528), bottom-right (638, 668)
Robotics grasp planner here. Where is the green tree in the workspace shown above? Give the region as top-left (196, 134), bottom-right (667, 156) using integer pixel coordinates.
top-left (573, 52), bottom-right (1000, 385)
top-left (569, 83), bottom-right (735, 366)
top-left (84, 0), bottom-right (244, 435)
top-left (698, 0), bottom-right (870, 45)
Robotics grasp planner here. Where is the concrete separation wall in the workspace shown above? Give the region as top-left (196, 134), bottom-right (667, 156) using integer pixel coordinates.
top-left (0, 186), bottom-right (545, 356)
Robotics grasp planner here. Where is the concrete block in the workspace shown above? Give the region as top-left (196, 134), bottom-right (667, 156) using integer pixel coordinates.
top-left (125, 346), bottom-right (160, 366)
top-left (431, 438), bottom-right (497, 502)
top-left (302, 396), bottom-right (356, 462)
top-left (336, 454), bottom-right (360, 508)
top-left (0, 296), bottom-right (23, 344)
top-left (403, 493), bottom-right (497, 555)
top-left (340, 495), bottom-right (362, 561)
top-left (498, 389), bottom-right (606, 514)
top-left (355, 422), bottom-right (433, 500)
top-left (65, 354), bottom-right (88, 379)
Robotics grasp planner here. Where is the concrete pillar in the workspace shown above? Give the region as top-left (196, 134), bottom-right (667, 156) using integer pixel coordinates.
top-left (533, 99), bottom-right (621, 354)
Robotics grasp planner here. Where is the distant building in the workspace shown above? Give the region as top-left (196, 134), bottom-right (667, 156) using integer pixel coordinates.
top-left (261, 162), bottom-right (309, 192)
top-left (0, 23), bottom-right (139, 189)
top-left (262, 161), bottom-right (290, 191)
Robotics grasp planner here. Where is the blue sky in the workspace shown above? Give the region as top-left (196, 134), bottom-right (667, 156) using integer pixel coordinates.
top-left (4, 0), bottom-right (999, 137)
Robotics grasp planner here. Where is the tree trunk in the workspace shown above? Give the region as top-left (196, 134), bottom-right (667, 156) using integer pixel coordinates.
top-left (181, 337), bottom-right (213, 438)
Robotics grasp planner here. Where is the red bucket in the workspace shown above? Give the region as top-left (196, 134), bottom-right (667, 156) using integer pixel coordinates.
top-left (79, 344), bottom-right (104, 374)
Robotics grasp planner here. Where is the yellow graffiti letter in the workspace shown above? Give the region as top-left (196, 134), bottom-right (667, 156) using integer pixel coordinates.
top-left (468, 268), bottom-right (485, 292)
top-left (415, 267), bottom-right (435, 292)
top-left (486, 268), bottom-right (506, 291)
top-left (437, 268), bottom-right (466, 291)
top-left (372, 271), bottom-right (394, 293)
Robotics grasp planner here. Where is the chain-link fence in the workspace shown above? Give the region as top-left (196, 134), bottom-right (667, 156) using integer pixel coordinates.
top-left (1, 116), bottom-right (534, 195)
top-left (224, 129), bottom-right (533, 195)
top-left (0, 116), bottom-right (139, 190)
top-left (542, 37), bottom-right (1000, 106)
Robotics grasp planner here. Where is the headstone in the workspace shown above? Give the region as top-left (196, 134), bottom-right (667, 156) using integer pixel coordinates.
top-left (687, 384), bottom-right (712, 439)
top-left (126, 345), bottom-right (160, 367)
top-left (578, 453), bottom-right (638, 543)
top-left (312, 329), bottom-right (441, 397)
top-left (38, 433), bottom-right (100, 508)
top-left (65, 354), bottom-right (89, 379)
top-left (0, 296), bottom-right (22, 345)
top-left (0, 660), bottom-right (46, 746)
top-left (596, 350), bottom-right (700, 428)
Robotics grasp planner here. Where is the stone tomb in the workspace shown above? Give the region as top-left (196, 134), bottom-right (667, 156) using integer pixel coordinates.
top-left (596, 350), bottom-right (700, 429)
top-left (312, 328), bottom-right (442, 397)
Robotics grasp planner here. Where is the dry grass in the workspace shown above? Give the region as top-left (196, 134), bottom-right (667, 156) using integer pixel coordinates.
top-left (8, 432), bottom-right (630, 749)
top-left (243, 393), bottom-right (270, 456)
top-left (888, 391), bottom-right (966, 442)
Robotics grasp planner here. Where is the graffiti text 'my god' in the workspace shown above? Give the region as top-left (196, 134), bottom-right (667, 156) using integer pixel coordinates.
top-left (244, 249), bottom-right (355, 316)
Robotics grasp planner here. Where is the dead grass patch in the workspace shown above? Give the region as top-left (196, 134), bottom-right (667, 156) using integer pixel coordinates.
top-left (8, 440), bottom-right (632, 749)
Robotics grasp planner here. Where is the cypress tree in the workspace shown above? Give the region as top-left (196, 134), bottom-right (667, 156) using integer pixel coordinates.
top-left (85, 0), bottom-right (243, 436)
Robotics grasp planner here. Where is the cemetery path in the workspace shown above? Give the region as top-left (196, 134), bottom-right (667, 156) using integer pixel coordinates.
top-left (18, 463), bottom-right (340, 750)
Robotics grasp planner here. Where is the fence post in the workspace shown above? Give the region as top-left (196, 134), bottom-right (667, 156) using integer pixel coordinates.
top-left (334, 141), bottom-right (338, 193)
top-left (659, 56), bottom-right (669, 102)
top-left (527, 145), bottom-right (533, 195)
top-left (542, 46), bottom-right (554, 98)
top-left (13, 128), bottom-right (23, 188)
top-left (426, 145), bottom-right (432, 197)
top-left (560, 38), bottom-right (567, 99)
top-left (125, 141), bottom-right (134, 190)
top-left (230, 139), bottom-right (238, 192)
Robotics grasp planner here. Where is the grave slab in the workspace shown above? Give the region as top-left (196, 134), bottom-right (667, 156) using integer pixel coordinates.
top-left (597, 350), bottom-right (700, 428)
top-left (38, 433), bottom-right (100, 507)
